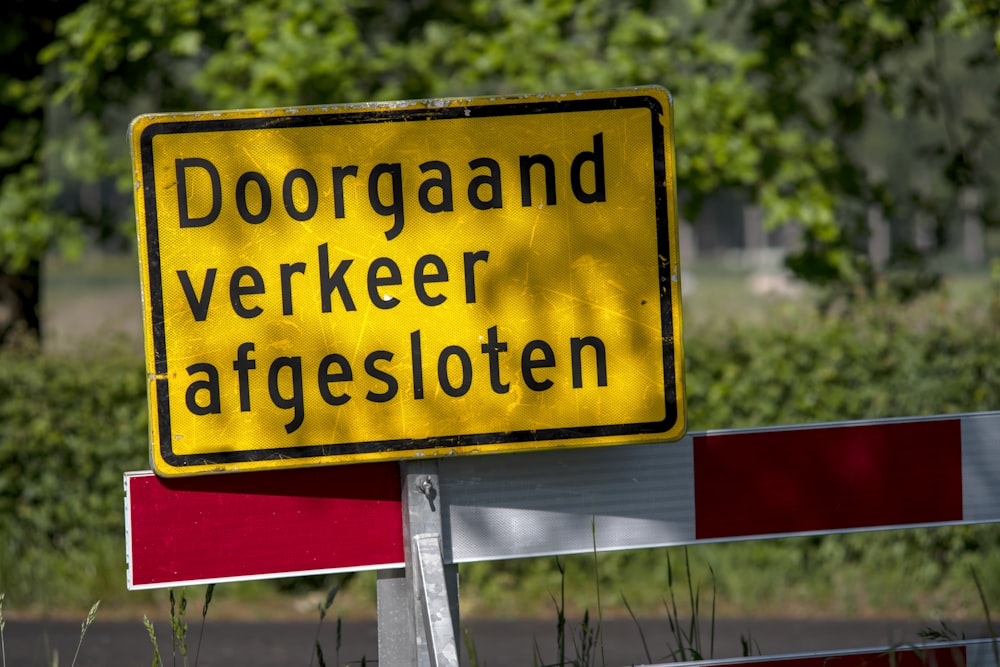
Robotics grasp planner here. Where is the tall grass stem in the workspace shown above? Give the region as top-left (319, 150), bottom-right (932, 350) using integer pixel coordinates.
top-left (1, 592), bottom-right (7, 667)
top-left (69, 600), bottom-right (99, 667)
top-left (144, 615), bottom-right (162, 667)
top-left (193, 584), bottom-right (214, 667)
top-left (309, 582), bottom-right (340, 667)
top-left (590, 518), bottom-right (606, 667)
top-left (622, 596), bottom-right (652, 664)
top-left (168, 589), bottom-right (188, 667)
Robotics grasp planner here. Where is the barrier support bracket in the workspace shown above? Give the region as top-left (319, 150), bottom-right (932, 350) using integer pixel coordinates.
top-left (378, 459), bottom-right (460, 667)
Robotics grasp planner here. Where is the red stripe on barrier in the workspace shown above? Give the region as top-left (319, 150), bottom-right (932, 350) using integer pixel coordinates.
top-left (127, 463), bottom-right (404, 587)
top-left (693, 419), bottom-right (963, 540)
top-left (679, 645), bottom-right (969, 667)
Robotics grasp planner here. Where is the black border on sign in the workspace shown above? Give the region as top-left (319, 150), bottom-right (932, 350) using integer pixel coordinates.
top-left (138, 94), bottom-right (679, 467)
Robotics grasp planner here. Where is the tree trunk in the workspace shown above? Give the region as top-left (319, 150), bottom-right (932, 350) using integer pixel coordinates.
top-left (0, 259), bottom-right (42, 346)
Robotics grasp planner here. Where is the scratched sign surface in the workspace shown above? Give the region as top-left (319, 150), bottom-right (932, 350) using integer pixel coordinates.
top-left (130, 86), bottom-right (685, 476)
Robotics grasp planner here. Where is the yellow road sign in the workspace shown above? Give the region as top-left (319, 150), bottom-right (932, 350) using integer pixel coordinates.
top-left (130, 87), bottom-right (685, 476)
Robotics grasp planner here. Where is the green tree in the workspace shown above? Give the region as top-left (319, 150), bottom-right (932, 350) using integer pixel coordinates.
top-left (0, 0), bottom-right (229, 344)
top-left (4, 0), bottom-right (1000, 342)
top-left (187, 0), bottom-right (839, 242)
top-left (0, 0), bottom-right (84, 343)
top-left (747, 0), bottom-right (1000, 302)
top-left (32, 0), bottom-right (837, 316)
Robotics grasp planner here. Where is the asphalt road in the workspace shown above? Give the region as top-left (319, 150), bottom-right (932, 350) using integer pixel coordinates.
top-left (3, 617), bottom-right (992, 667)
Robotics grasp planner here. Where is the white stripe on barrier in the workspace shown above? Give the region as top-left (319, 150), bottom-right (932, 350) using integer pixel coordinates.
top-left (967, 638), bottom-right (1000, 667)
top-left (962, 412), bottom-right (1000, 522)
top-left (442, 436), bottom-right (697, 562)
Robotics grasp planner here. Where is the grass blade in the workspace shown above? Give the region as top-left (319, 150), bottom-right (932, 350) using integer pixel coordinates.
top-left (665, 551), bottom-right (685, 662)
top-left (169, 589), bottom-right (188, 667)
top-left (622, 596), bottom-right (652, 664)
top-left (1, 592), bottom-right (6, 667)
top-left (684, 547), bottom-right (700, 659)
top-left (590, 517), bottom-right (605, 667)
top-left (918, 620), bottom-right (964, 641)
top-left (320, 583), bottom-right (340, 622)
top-left (709, 562), bottom-right (717, 660)
top-left (555, 558), bottom-right (566, 667)
top-left (144, 615), bottom-right (162, 667)
top-left (463, 626), bottom-right (483, 667)
top-left (659, 548), bottom-right (720, 662)
top-left (335, 617), bottom-right (341, 667)
top-left (309, 582), bottom-right (340, 667)
top-left (70, 601), bottom-right (100, 667)
top-left (193, 584), bottom-right (214, 667)
top-left (971, 566), bottom-right (999, 666)
top-left (740, 632), bottom-right (762, 657)
top-left (571, 609), bottom-right (589, 666)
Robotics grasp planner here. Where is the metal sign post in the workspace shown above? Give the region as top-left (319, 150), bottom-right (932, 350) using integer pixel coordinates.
top-left (378, 459), bottom-right (460, 667)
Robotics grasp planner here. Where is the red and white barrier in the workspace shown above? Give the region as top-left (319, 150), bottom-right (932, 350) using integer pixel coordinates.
top-left (442, 411), bottom-right (1000, 563)
top-left (126, 411), bottom-right (1000, 588)
top-left (664, 638), bottom-right (997, 667)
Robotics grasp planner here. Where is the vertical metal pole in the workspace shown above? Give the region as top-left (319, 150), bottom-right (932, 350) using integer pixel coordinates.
top-left (378, 459), bottom-right (460, 667)
top-left (377, 568), bottom-right (413, 665)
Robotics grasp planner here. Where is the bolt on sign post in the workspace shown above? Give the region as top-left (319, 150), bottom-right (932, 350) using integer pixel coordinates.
top-left (129, 87), bottom-right (685, 476)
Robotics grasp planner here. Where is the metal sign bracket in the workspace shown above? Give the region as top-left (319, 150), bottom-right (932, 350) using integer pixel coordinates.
top-left (378, 459), bottom-right (460, 667)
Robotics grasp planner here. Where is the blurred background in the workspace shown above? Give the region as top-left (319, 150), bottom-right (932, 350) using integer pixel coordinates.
top-left (2, 0), bottom-right (1000, 638)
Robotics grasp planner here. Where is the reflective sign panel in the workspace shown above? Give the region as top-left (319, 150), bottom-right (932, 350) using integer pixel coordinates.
top-left (130, 87), bottom-right (685, 476)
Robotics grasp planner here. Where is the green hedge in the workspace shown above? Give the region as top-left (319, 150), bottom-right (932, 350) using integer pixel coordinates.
top-left (0, 342), bottom-right (148, 606)
top-left (1, 295), bottom-right (998, 611)
top-left (685, 301), bottom-right (1000, 429)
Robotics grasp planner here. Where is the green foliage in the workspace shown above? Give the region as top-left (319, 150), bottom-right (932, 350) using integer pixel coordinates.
top-left (0, 165), bottom-right (81, 273)
top-left (746, 0), bottom-right (1000, 298)
top-left (2, 286), bottom-right (1000, 614)
top-left (192, 0), bottom-right (372, 108)
top-left (686, 294), bottom-right (1000, 428)
top-left (2, 0), bottom-right (993, 320)
top-left (701, 523), bottom-right (1000, 618)
top-left (182, 0), bottom-right (838, 256)
top-left (0, 342), bottom-right (147, 607)
top-left (0, 3), bottom-right (85, 277)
